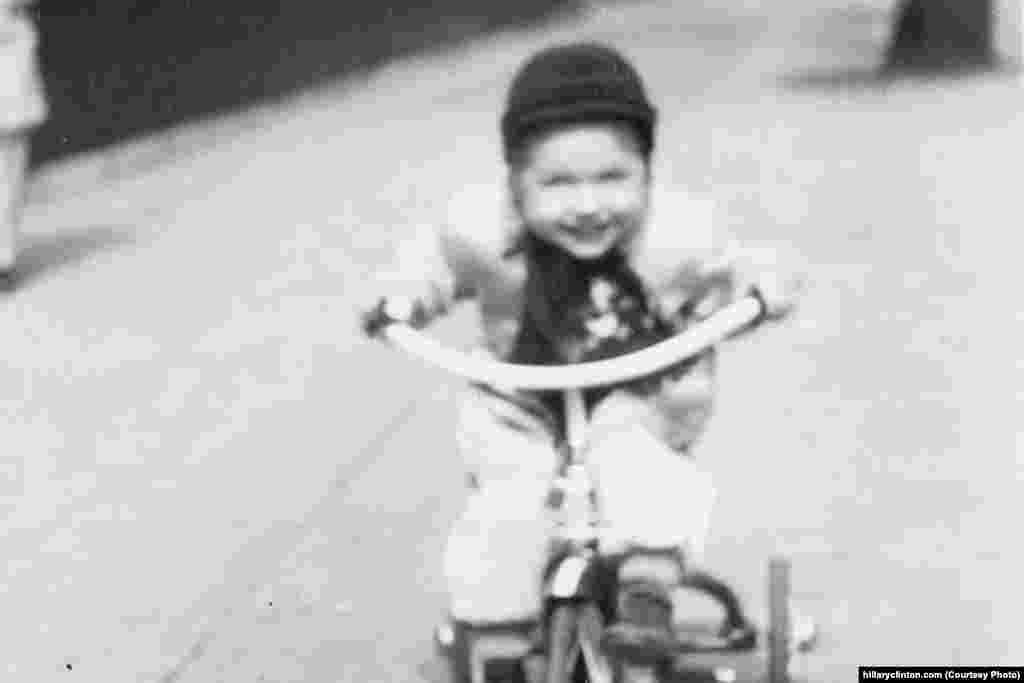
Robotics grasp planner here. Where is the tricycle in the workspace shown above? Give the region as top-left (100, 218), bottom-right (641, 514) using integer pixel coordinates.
top-left (370, 293), bottom-right (816, 683)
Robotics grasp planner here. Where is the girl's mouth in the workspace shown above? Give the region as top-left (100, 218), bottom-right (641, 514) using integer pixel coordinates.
top-left (564, 221), bottom-right (614, 242)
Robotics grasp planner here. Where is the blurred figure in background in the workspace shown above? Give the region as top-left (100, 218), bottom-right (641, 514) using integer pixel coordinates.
top-left (0, 0), bottom-right (46, 292)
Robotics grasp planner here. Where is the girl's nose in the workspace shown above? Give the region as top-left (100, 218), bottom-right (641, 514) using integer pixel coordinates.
top-left (573, 184), bottom-right (604, 220)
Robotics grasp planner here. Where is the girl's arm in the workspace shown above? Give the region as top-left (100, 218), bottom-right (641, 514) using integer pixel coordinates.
top-left (707, 237), bottom-right (805, 327)
top-left (368, 221), bottom-right (475, 327)
top-left (652, 199), bottom-right (804, 335)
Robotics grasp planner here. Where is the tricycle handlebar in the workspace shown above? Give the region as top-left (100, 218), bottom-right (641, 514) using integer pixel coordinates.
top-left (380, 295), bottom-right (765, 390)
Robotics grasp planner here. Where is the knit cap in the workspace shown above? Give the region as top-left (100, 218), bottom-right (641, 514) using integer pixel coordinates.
top-left (501, 42), bottom-right (657, 161)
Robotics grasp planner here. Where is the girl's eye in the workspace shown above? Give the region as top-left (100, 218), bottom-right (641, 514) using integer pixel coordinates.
top-left (598, 169), bottom-right (628, 182)
top-left (542, 174), bottom-right (575, 187)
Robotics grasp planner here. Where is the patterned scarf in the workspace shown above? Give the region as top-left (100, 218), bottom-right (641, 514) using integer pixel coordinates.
top-left (507, 231), bottom-right (704, 432)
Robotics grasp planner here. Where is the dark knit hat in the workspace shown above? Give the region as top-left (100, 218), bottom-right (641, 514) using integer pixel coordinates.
top-left (501, 42), bottom-right (657, 162)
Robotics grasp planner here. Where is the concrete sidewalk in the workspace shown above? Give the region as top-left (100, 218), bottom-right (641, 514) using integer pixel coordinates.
top-left (4, 2), bottom-right (1022, 681)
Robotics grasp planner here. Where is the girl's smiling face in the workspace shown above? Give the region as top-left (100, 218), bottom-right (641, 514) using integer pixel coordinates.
top-left (511, 122), bottom-right (651, 260)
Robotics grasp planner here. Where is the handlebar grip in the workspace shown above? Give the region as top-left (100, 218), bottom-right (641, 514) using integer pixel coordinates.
top-left (361, 299), bottom-right (393, 338)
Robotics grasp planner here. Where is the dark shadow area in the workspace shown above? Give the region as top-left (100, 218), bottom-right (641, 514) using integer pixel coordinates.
top-left (15, 226), bottom-right (139, 286)
top-left (778, 66), bottom-right (889, 91)
top-left (885, 0), bottom-right (994, 70)
top-left (31, 0), bottom-right (583, 167)
top-left (778, 59), bottom-right (1019, 92)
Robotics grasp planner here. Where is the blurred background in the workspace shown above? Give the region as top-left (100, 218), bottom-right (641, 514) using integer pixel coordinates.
top-left (31, 0), bottom-right (582, 164)
top-left (30, 0), bottom-right (1020, 166)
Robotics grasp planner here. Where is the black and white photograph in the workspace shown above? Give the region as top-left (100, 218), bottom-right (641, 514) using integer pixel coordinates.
top-left (2, 1), bottom-right (1021, 681)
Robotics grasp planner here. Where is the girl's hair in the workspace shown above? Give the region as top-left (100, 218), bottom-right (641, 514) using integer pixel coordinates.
top-left (507, 231), bottom-right (650, 367)
top-left (507, 231), bottom-right (693, 431)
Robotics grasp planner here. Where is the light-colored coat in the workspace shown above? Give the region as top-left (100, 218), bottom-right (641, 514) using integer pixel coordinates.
top-left (377, 182), bottom-right (765, 451)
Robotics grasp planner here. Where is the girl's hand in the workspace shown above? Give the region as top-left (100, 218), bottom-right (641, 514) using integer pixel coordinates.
top-left (360, 295), bottom-right (429, 338)
top-left (740, 243), bottom-right (807, 321)
top-left (358, 265), bottom-right (441, 338)
top-left (752, 267), bottom-right (805, 320)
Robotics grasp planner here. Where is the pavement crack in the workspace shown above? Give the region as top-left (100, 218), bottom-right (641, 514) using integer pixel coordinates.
top-left (157, 630), bottom-right (214, 683)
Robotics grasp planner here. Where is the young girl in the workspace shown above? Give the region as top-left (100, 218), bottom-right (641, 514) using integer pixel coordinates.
top-left (0, 0), bottom-right (46, 291)
top-left (361, 42), bottom-right (802, 665)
